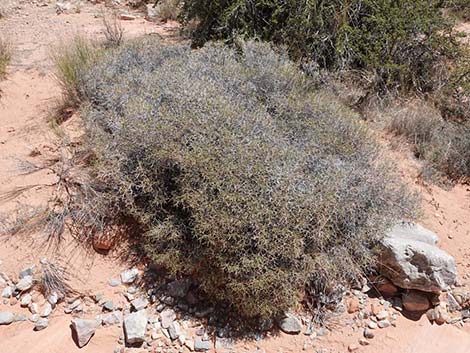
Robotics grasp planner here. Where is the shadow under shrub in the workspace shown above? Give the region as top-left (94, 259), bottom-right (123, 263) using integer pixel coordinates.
top-left (77, 39), bottom-right (417, 319)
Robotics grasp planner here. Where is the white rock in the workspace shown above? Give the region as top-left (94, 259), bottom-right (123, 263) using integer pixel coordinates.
top-left (101, 311), bottom-right (123, 326)
top-left (0, 311), bottom-right (15, 325)
top-left (277, 313), bottom-right (302, 334)
top-left (47, 292), bottom-right (59, 305)
top-left (34, 318), bottom-right (48, 331)
top-left (168, 321), bottom-right (182, 340)
top-left (124, 311), bottom-right (147, 345)
top-left (71, 318), bottom-right (99, 348)
top-left (19, 265), bottom-right (35, 279)
top-left (160, 308), bottom-right (176, 329)
top-left (131, 297), bottom-right (148, 311)
top-left (29, 303), bottom-right (39, 314)
top-left (380, 224), bottom-right (456, 293)
top-left (20, 294), bottom-right (32, 307)
top-left (16, 275), bottom-right (33, 291)
top-left (120, 268), bottom-right (139, 284)
top-left (1, 286), bottom-right (12, 298)
top-left (41, 303), bottom-right (53, 317)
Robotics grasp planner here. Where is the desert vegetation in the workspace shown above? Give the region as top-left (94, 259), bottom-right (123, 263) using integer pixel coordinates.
top-left (0, 36), bottom-right (11, 78)
top-left (181, 0), bottom-right (460, 93)
top-left (56, 38), bottom-right (418, 319)
top-left (179, 0), bottom-right (470, 181)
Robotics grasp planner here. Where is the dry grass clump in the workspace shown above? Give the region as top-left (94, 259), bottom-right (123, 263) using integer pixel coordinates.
top-left (102, 12), bottom-right (124, 48)
top-left (38, 260), bottom-right (75, 298)
top-left (51, 36), bottom-right (100, 107)
top-left (0, 36), bottom-right (12, 78)
top-left (73, 39), bottom-right (417, 319)
top-left (384, 101), bottom-right (470, 181)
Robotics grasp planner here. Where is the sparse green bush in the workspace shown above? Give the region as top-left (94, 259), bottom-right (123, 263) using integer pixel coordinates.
top-left (0, 37), bottom-right (11, 78)
top-left (77, 39), bottom-right (417, 318)
top-left (181, 0), bottom-right (460, 93)
top-left (51, 36), bottom-right (99, 106)
top-left (385, 102), bottom-right (470, 180)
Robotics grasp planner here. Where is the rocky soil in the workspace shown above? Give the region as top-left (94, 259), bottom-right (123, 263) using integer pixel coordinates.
top-left (0, 1), bottom-right (470, 353)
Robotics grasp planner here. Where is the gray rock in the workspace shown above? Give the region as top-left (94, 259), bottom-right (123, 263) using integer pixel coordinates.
top-left (277, 313), bottom-right (302, 334)
top-left (55, 2), bottom-right (72, 14)
top-left (103, 301), bottom-right (114, 311)
top-left (131, 297), bottom-right (148, 311)
top-left (69, 299), bottom-right (81, 310)
top-left (194, 337), bottom-right (212, 352)
top-left (120, 269), bottom-right (139, 284)
top-left (124, 311), bottom-right (147, 345)
top-left (41, 303), bottom-right (53, 317)
top-left (19, 265), bottom-right (35, 279)
top-left (167, 279), bottom-right (191, 298)
top-left (379, 224), bottom-right (457, 293)
top-left (34, 318), bottom-right (48, 331)
top-left (20, 294), bottom-right (32, 307)
top-left (387, 221), bottom-right (439, 245)
top-left (461, 309), bottom-right (470, 319)
top-left (160, 308), bottom-right (176, 329)
top-left (377, 319), bottom-right (390, 328)
top-left (215, 337), bottom-right (234, 349)
top-left (14, 314), bottom-right (27, 322)
top-left (71, 318), bottom-right (99, 348)
top-left (29, 303), bottom-right (39, 314)
top-left (363, 328), bottom-right (375, 339)
top-left (102, 311), bottom-right (123, 326)
top-left (108, 278), bottom-right (121, 287)
top-left (145, 3), bottom-right (159, 22)
top-left (0, 311), bottom-right (15, 325)
top-left (47, 292), bottom-right (59, 305)
top-left (16, 275), bottom-right (33, 291)
top-left (168, 321), bottom-right (181, 340)
top-left (1, 286), bottom-right (12, 298)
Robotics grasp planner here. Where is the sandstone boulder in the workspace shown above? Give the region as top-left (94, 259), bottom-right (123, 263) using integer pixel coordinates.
top-left (379, 223), bottom-right (456, 293)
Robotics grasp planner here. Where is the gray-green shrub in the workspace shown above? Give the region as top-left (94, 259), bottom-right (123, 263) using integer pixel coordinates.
top-left (77, 39), bottom-right (417, 318)
top-left (181, 0), bottom-right (461, 93)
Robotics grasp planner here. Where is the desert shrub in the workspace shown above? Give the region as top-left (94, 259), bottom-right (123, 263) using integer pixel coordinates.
top-left (102, 12), bottom-right (124, 48)
top-left (0, 36), bottom-right (11, 78)
top-left (445, 0), bottom-right (470, 20)
top-left (384, 102), bottom-right (470, 180)
top-left (77, 39), bottom-right (417, 318)
top-left (154, 0), bottom-right (181, 21)
top-left (181, 0), bottom-right (461, 93)
top-left (51, 36), bottom-right (99, 106)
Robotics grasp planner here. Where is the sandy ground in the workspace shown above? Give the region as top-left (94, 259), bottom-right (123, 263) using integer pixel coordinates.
top-left (0, 2), bottom-right (469, 353)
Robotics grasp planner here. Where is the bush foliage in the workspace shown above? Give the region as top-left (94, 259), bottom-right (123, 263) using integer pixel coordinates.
top-left (181, 0), bottom-right (461, 92)
top-left (0, 36), bottom-right (11, 78)
top-left (385, 102), bottom-right (470, 180)
top-left (51, 36), bottom-right (100, 106)
top-left (77, 39), bottom-right (417, 318)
